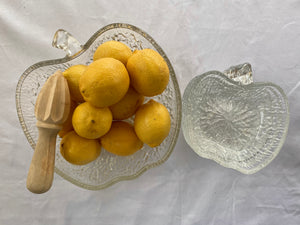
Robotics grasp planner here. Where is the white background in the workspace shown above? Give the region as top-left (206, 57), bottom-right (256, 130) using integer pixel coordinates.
top-left (1, 0), bottom-right (300, 224)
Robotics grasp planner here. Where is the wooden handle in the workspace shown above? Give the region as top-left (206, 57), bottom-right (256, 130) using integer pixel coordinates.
top-left (26, 126), bottom-right (60, 194)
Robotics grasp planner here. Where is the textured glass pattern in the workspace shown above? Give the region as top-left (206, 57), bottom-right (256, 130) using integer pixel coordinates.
top-left (182, 71), bottom-right (289, 174)
top-left (16, 23), bottom-right (181, 190)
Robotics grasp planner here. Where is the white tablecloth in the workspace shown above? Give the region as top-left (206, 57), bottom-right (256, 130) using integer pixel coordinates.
top-left (1, 0), bottom-right (300, 224)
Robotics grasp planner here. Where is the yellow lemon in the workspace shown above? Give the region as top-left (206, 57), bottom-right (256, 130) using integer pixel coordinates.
top-left (58, 100), bottom-right (78, 138)
top-left (101, 121), bottom-right (143, 156)
top-left (79, 58), bottom-right (130, 107)
top-left (60, 131), bottom-right (101, 165)
top-left (126, 49), bottom-right (169, 97)
top-left (109, 86), bottom-right (144, 120)
top-left (134, 99), bottom-right (171, 147)
top-left (93, 40), bottom-right (132, 65)
top-left (63, 64), bottom-right (87, 103)
top-left (72, 102), bottom-right (112, 139)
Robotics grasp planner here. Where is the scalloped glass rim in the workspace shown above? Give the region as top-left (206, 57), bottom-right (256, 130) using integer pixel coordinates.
top-left (16, 23), bottom-right (182, 190)
top-left (182, 71), bottom-right (289, 174)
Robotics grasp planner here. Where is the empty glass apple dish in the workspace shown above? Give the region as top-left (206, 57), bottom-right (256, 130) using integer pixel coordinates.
top-left (16, 23), bottom-right (181, 190)
top-left (182, 63), bottom-right (289, 174)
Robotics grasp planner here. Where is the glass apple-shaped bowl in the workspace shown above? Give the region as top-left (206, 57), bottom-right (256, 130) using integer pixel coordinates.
top-left (182, 63), bottom-right (289, 174)
top-left (16, 23), bottom-right (182, 190)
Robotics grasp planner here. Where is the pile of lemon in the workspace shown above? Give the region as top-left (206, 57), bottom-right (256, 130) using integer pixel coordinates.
top-left (59, 41), bottom-right (171, 165)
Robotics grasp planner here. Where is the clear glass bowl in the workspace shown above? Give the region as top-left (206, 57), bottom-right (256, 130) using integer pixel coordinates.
top-left (182, 66), bottom-right (289, 174)
top-left (16, 23), bottom-right (182, 190)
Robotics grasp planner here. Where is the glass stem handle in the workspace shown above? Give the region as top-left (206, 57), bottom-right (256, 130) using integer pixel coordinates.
top-left (52, 29), bottom-right (83, 57)
top-left (223, 63), bottom-right (253, 85)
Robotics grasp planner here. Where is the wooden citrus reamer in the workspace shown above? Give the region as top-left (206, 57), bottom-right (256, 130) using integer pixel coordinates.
top-left (27, 70), bottom-right (70, 194)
